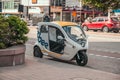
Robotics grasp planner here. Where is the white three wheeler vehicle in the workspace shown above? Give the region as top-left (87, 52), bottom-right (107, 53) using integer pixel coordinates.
top-left (33, 21), bottom-right (88, 66)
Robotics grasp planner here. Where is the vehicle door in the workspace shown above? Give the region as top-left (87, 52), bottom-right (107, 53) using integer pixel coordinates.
top-left (48, 25), bottom-right (65, 54)
top-left (87, 18), bottom-right (97, 29)
top-left (97, 18), bottom-right (105, 29)
top-left (88, 18), bottom-right (98, 29)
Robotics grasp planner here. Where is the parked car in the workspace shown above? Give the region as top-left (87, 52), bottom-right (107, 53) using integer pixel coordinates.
top-left (82, 16), bottom-right (120, 33)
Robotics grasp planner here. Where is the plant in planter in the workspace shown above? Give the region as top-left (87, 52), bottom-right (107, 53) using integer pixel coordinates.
top-left (0, 15), bottom-right (29, 66)
top-left (0, 15), bottom-right (9, 48)
top-left (0, 15), bottom-right (29, 48)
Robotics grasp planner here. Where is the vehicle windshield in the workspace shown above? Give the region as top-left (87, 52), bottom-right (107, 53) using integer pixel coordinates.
top-left (62, 25), bottom-right (86, 42)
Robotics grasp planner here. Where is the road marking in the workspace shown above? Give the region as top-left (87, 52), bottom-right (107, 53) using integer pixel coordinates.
top-left (90, 48), bottom-right (120, 54)
top-left (26, 44), bottom-right (120, 60)
top-left (71, 77), bottom-right (90, 80)
top-left (88, 34), bottom-right (120, 40)
top-left (88, 35), bottom-right (120, 42)
top-left (89, 53), bottom-right (120, 60)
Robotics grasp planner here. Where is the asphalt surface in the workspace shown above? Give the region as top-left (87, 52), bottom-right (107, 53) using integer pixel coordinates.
top-left (26, 26), bottom-right (120, 74)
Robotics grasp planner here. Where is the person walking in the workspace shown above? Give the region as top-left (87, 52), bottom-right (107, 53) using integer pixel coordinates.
top-left (43, 14), bottom-right (50, 22)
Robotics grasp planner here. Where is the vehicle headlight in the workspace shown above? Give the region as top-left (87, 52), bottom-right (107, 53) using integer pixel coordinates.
top-left (81, 42), bottom-right (86, 47)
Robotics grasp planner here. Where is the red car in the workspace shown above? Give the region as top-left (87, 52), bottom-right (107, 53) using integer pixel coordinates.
top-left (82, 16), bottom-right (120, 33)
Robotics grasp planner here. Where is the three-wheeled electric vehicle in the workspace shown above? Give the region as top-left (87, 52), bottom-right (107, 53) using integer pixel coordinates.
top-left (33, 21), bottom-right (88, 66)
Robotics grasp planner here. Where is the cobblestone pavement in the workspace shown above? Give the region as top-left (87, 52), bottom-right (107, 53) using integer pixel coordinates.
top-left (0, 54), bottom-right (120, 80)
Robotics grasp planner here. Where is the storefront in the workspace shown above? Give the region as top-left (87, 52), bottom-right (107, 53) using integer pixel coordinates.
top-left (62, 7), bottom-right (103, 22)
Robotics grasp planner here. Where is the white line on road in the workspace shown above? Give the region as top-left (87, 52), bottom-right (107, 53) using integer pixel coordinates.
top-left (88, 34), bottom-right (120, 40)
top-left (89, 54), bottom-right (120, 60)
top-left (90, 48), bottom-right (120, 54)
top-left (26, 44), bottom-right (120, 60)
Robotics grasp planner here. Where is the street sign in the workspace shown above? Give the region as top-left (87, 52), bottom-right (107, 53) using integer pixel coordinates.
top-left (32, 0), bottom-right (37, 4)
top-left (21, 0), bottom-right (50, 6)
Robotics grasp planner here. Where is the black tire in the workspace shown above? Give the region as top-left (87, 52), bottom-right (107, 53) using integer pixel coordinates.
top-left (93, 30), bottom-right (98, 32)
top-left (33, 46), bottom-right (43, 58)
top-left (83, 26), bottom-right (88, 31)
top-left (113, 30), bottom-right (119, 33)
top-left (102, 26), bottom-right (109, 32)
top-left (76, 52), bottom-right (88, 66)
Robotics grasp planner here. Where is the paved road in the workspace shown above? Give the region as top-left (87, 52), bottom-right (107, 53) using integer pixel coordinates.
top-left (86, 31), bottom-right (120, 74)
top-left (0, 28), bottom-right (120, 80)
top-left (26, 27), bottom-right (120, 74)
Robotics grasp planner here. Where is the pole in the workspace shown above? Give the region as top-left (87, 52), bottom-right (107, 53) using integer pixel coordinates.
top-left (108, 7), bottom-right (112, 20)
top-left (53, 0), bottom-right (56, 21)
top-left (79, 0), bottom-right (82, 25)
top-left (25, 0), bottom-right (29, 22)
top-left (3, 0), bottom-right (5, 16)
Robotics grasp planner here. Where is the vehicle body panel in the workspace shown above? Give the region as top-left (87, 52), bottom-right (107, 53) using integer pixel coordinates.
top-left (82, 16), bottom-right (120, 31)
top-left (35, 21), bottom-right (88, 60)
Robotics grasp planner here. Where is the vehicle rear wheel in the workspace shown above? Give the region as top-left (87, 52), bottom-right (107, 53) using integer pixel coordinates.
top-left (102, 26), bottom-right (109, 32)
top-left (93, 30), bottom-right (98, 32)
top-left (83, 26), bottom-right (88, 31)
top-left (76, 52), bottom-right (88, 66)
top-left (33, 46), bottom-right (43, 58)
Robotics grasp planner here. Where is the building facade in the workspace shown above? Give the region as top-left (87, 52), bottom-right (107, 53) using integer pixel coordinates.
top-left (50, 0), bottom-right (65, 21)
top-left (0, 0), bottom-right (102, 22)
top-left (0, 0), bottom-right (48, 15)
top-left (62, 0), bottom-right (103, 22)
top-left (0, 0), bottom-right (20, 14)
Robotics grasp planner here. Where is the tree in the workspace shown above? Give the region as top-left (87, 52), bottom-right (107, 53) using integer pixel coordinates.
top-left (79, 0), bottom-right (120, 12)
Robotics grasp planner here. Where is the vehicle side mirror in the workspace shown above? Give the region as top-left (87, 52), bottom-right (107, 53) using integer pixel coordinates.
top-left (58, 36), bottom-right (66, 41)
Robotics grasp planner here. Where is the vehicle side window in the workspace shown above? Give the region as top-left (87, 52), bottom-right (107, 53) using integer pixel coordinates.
top-left (48, 26), bottom-right (64, 42)
top-left (56, 29), bottom-right (64, 38)
top-left (105, 18), bottom-right (108, 21)
top-left (92, 18), bottom-right (97, 22)
top-left (98, 18), bottom-right (104, 22)
top-left (40, 25), bottom-right (48, 33)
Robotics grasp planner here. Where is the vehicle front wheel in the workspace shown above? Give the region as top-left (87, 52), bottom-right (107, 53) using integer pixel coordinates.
top-left (76, 52), bottom-right (88, 66)
top-left (102, 26), bottom-right (109, 32)
top-left (33, 46), bottom-right (43, 58)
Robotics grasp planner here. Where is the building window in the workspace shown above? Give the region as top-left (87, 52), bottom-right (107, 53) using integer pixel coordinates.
top-left (3, 1), bottom-right (14, 9)
top-left (2, 0), bottom-right (20, 9)
top-left (51, 0), bottom-right (65, 6)
top-left (14, 0), bottom-right (20, 9)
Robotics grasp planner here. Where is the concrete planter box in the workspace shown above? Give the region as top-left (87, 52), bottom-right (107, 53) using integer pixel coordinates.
top-left (0, 45), bottom-right (26, 67)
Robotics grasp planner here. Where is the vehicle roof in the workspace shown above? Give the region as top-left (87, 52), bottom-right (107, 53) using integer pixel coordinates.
top-left (52, 21), bottom-right (77, 27)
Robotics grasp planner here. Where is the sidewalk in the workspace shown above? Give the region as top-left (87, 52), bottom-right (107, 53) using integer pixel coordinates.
top-left (0, 26), bottom-right (120, 80)
top-left (0, 55), bottom-right (120, 80)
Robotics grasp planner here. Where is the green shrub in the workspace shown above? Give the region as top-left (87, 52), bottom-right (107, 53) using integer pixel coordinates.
top-left (0, 15), bottom-right (29, 49)
top-left (0, 42), bottom-right (6, 49)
